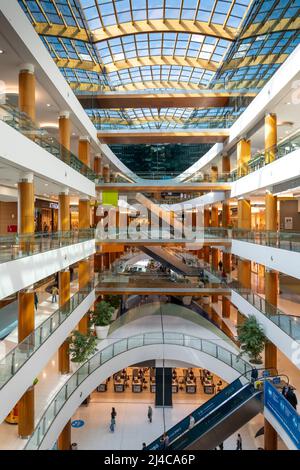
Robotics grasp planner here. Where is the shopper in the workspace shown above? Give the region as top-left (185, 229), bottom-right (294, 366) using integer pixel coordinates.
top-left (110, 407), bottom-right (117, 432)
top-left (34, 292), bottom-right (39, 311)
top-left (70, 266), bottom-right (74, 281)
top-left (147, 405), bottom-right (153, 423)
top-left (251, 367), bottom-right (258, 384)
top-left (51, 285), bottom-right (58, 303)
top-left (163, 433), bottom-right (169, 448)
top-left (142, 442), bottom-right (147, 450)
top-left (218, 260), bottom-right (223, 271)
top-left (219, 442), bottom-right (224, 450)
top-left (236, 433), bottom-right (242, 450)
top-left (286, 387), bottom-right (298, 410)
top-left (188, 415), bottom-right (195, 430)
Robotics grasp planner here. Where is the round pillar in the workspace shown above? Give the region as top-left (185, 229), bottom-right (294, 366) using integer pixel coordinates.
top-left (58, 420), bottom-right (72, 450)
top-left (18, 291), bottom-right (34, 342)
top-left (265, 113), bottom-right (277, 164)
top-left (211, 165), bottom-right (218, 183)
top-left (18, 387), bottom-right (34, 439)
top-left (238, 199), bottom-right (251, 230)
top-left (94, 154), bottom-right (103, 175)
top-left (19, 64), bottom-right (35, 122)
top-left (103, 164), bottom-right (110, 183)
top-left (222, 154), bottom-right (230, 178)
top-left (59, 193), bottom-right (70, 232)
top-left (59, 111), bottom-right (71, 153)
top-left (18, 179), bottom-right (34, 234)
top-left (78, 136), bottom-right (90, 167)
top-left (237, 139), bottom-right (251, 177)
top-left (79, 199), bottom-right (90, 230)
top-left (265, 193), bottom-right (277, 232)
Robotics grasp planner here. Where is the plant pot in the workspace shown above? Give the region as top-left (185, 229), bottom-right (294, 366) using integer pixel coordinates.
top-left (95, 325), bottom-right (110, 339)
top-left (249, 356), bottom-right (263, 365)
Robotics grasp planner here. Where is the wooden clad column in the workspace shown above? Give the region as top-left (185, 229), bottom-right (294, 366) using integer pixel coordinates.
top-left (222, 252), bottom-right (231, 318)
top-left (103, 164), bottom-right (110, 183)
top-left (211, 205), bottom-right (219, 302)
top-left (58, 420), bottom-right (71, 450)
top-left (19, 64), bottom-right (35, 122)
top-left (79, 198), bottom-right (90, 230)
top-left (59, 111), bottom-right (71, 164)
top-left (94, 154), bottom-right (103, 176)
top-left (78, 136), bottom-right (90, 167)
top-left (59, 192), bottom-right (70, 232)
top-left (78, 259), bottom-right (90, 335)
top-left (237, 198), bottom-right (251, 326)
top-left (18, 386), bottom-right (34, 439)
top-left (265, 113), bottom-right (277, 164)
top-left (264, 188), bottom-right (278, 450)
top-left (102, 252), bottom-right (110, 271)
top-left (58, 270), bottom-right (71, 374)
top-left (18, 177), bottom-right (34, 234)
top-left (222, 154), bottom-right (230, 179)
top-left (203, 208), bottom-right (210, 263)
top-left (211, 165), bottom-right (218, 182)
top-left (237, 138), bottom-right (251, 177)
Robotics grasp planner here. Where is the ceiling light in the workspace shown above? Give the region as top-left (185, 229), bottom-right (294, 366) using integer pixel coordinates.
top-left (45, 183), bottom-right (49, 186)
top-left (0, 50), bottom-right (4, 54)
top-left (46, 103), bottom-right (51, 107)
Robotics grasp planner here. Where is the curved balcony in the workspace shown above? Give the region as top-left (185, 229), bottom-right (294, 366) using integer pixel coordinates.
top-left (0, 284), bottom-right (95, 423)
top-left (25, 330), bottom-right (251, 450)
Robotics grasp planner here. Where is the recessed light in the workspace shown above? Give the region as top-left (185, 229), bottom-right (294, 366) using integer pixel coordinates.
top-left (45, 183), bottom-right (49, 186)
top-left (46, 103), bottom-right (51, 107)
top-left (0, 50), bottom-right (4, 54)
top-left (286, 102), bottom-right (291, 105)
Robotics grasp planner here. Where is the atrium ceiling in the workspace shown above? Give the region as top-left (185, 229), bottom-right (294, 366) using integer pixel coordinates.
top-left (18, 0), bottom-right (300, 134)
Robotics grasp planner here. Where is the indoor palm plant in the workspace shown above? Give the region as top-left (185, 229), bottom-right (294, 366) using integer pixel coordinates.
top-left (69, 331), bottom-right (97, 363)
top-left (237, 315), bottom-right (266, 364)
top-left (92, 300), bottom-right (115, 339)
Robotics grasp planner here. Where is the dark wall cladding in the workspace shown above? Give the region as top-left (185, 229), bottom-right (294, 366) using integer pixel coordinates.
top-left (109, 144), bottom-right (213, 176)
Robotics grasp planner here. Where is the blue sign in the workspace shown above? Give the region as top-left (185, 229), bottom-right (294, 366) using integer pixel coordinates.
top-left (272, 376), bottom-right (281, 385)
top-left (262, 370), bottom-right (270, 377)
top-left (71, 419), bottom-right (85, 428)
top-left (264, 381), bottom-right (300, 449)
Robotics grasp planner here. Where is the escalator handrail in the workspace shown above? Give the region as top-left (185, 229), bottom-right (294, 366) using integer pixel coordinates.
top-left (146, 367), bottom-right (278, 450)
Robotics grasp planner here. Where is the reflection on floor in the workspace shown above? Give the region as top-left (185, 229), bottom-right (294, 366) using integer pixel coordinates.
top-left (71, 401), bottom-right (288, 450)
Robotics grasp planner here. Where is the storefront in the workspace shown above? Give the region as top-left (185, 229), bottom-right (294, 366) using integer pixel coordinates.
top-left (35, 199), bottom-right (58, 233)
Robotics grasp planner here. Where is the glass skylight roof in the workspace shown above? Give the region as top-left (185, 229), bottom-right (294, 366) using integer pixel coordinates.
top-left (80, 0), bottom-right (249, 30)
top-left (108, 66), bottom-right (215, 88)
top-left (18, 0), bottom-right (300, 130)
top-left (96, 32), bottom-right (230, 66)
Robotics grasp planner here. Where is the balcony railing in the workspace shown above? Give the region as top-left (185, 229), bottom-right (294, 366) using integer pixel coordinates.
top-left (0, 229), bottom-right (95, 264)
top-left (0, 283), bottom-right (95, 391)
top-left (0, 103), bottom-right (97, 182)
top-left (25, 331), bottom-right (251, 450)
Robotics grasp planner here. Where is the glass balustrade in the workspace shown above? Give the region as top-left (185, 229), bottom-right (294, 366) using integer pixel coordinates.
top-left (0, 229), bottom-right (94, 264)
top-left (0, 282), bottom-right (95, 391)
top-left (0, 103), bottom-right (96, 181)
top-left (25, 331), bottom-right (250, 450)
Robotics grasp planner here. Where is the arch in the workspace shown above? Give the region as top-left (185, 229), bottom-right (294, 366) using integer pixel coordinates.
top-left (26, 331), bottom-right (251, 450)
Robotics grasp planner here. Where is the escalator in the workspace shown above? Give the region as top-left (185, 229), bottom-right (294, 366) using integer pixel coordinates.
top-left (141, 246), bottom-right (199, 276)
top-left (146, 376), bottom-right (263, 450)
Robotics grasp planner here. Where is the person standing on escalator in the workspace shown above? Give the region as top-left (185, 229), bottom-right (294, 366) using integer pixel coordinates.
top-left (236, 433), bottom-right (242, 450)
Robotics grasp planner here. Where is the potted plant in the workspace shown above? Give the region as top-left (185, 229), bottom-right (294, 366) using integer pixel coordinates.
top-left (92, 300), bottom-right (115, 339)
top-left (105, 295), bottom-right (121, 311)
top-left (237, 315), bottom-right (266, 364)
top-left (69, 331), bottom-right (97, 363)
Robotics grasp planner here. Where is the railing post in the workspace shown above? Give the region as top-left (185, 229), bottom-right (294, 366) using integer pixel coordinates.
top-left (54, 399), bottom-right (57, 416)
top-left (11, 351), bottom-right (16, 375)
top-left (88, 361), bottom-right (91, 375)
top-left (65, 384), bottom-right (68, 400)
top-left (39, 326), bottom-right (43, 344)
top-left (42, 416), bottom-right (46, 435)
top-left (50, 317), bottom-right (53, 333)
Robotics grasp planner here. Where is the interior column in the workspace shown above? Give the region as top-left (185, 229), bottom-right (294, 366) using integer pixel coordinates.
top-left (59, 191), bottom-right (70, 232)
top-left (222, 154), bottom-right (230, 180)
top-left (211, 165), bottom-right (218, 182)
top-left (265, 113), bottom-right (277, 164)
top-left (203, 208), bottom-right (210, 263)
top-left (264, 191), bottom-right (278, 450)
top-left (58, 270), bottom-right (71, 374)
top-left (57, 420), bottom-right (72, 450)
top-left (237, 198), bottom-right (251, 326)
top-left (59, 111), bottom-right (71, 163)
top-left (103, 164), bottom-right (110, 183)
top-left (237, 138), bottom-right (251, 177)
top-left (211, 205), bottom-right (219, 303)
top-left (78, 136), bottom-right (90, 167)
top-left (78, 198), bottom-right (91, 334)
top-left (19, 64), bottom-right (35, 122)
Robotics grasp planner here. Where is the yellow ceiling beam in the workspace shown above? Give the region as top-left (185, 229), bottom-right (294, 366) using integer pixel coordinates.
top-left (90, 20), bottom-right (238, 42)
top-left (33, 23), bottom-right (90, 41)
top-left (222, 53), bottom-right (288, 71)
top-left (241, 17), bottom-right (300, 38)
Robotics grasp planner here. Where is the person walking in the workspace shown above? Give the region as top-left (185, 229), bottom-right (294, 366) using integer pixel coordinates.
top-left (142, 442), bottom-right (147, 450)
top-left (163, 433), bottom-right (169, 449)
top-left (218, 260), bottom-right (223, 271)
top-left (282, 384), bottom-right (289, 398)
top-left (236, 433), bottom-right (242, 450)
top-left (188, 415), bottom-right (195, 430)
top-left (219, 442), bottom-right (224, 450)
top-left (147, 405), bottom-right (153, 423)
top-left (110, 407), bottom-right (117, 432)
top-left (34, 292), bottom-right (39, 311)
top-left (51, 285), bottom-right (58, 303)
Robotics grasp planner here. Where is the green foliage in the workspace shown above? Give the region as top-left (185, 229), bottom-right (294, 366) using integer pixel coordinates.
top-left (92, 300), bottom-right (115, 326)
top-left (32, 378), bottom-right (39, 386)
top-left (237, 315), bottom-right (266, 363)
top-left (69, 331), bottom-right (97, 363)
top-left (105, 295), bottom-right (121, 309)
